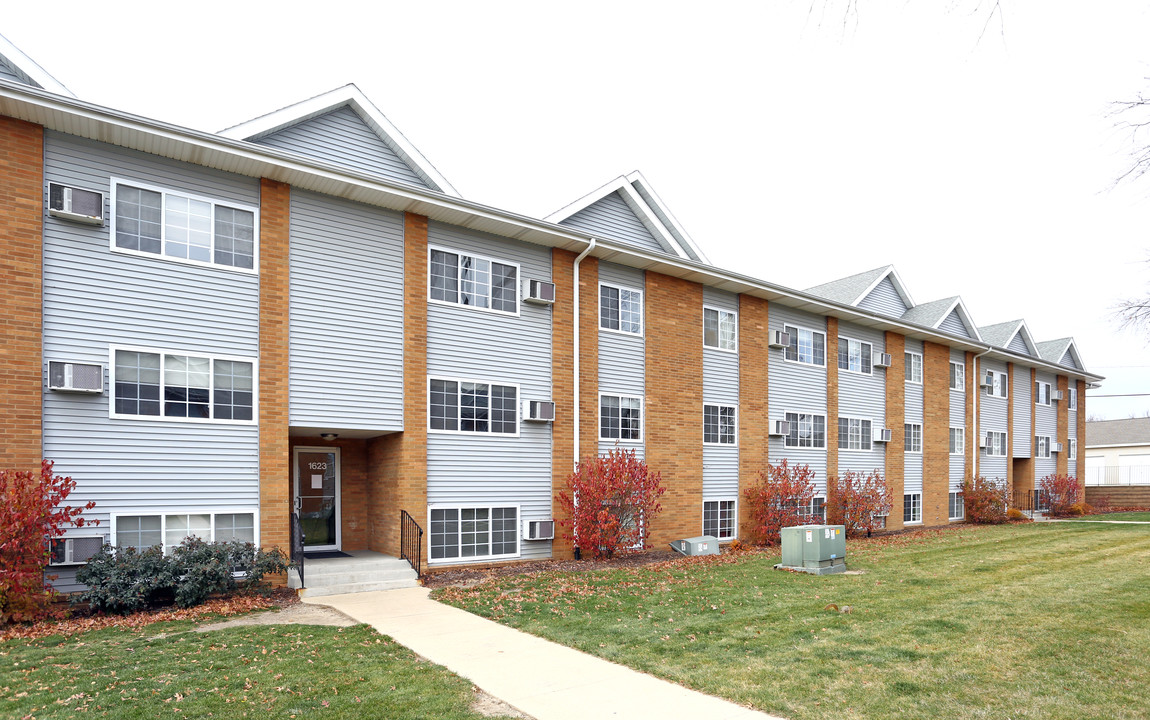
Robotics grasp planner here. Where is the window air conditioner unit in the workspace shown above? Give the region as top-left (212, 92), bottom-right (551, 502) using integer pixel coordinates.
top-left (873, 353), bottom-right (892, 368)
top-left (524, 399), bottom-right (556, 422)
top-left (1051, 390), bottom-right (1064, 401)
top-left (48, 535), bottom-right (105, 566)
top-left (48, 183), bottom-right (105, 226)
top-left (769, 419), bottom-right (791, 436)
top-left (980, 433), bottom-right (992, 449)
top-left (1053, 442), bottom-right (1064, 453)
top-left (873, 427), bottom-right (893, 443)
top-left (980, 372), bottom-right (994, 388)
top-left (524, 279), bottom-right (556, 305)
top-left (48, 361), bottom-right (104, 393)
top-left (769, 330), bottom-right (791, 349)
top-left (523, 519), bottom-right (555, 541)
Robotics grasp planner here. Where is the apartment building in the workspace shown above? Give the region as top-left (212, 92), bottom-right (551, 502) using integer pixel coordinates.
top-left (0, 35), bottom-right (1099, 588)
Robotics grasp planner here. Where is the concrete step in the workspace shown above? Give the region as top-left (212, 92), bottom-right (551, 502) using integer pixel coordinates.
top-left (298, 577), bottom-right (419, 598)
top-left (288, 552), bottom-right (419, 593)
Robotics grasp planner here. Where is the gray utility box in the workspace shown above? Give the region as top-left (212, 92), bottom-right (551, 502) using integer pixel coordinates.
top-left (669, 536), bottom-right (720, 556)
top-left (779, 525), bottom-right (847, 575)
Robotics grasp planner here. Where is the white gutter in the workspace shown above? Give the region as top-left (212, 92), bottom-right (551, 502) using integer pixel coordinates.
top-left (572, 238), bottom-right (597, 468)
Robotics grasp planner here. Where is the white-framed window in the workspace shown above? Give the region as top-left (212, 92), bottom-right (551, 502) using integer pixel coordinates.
top-left (837, 337), bottom-right (873, 375)
top-left (111, 179), bottom-right (258, 272)
top-left (111, 347), bottom-right (256, 423)
top-left (949, 362), bottom-right (965, 391)
top-left (838, 416), bottom-right (873, 451)
top-left (949, 492), bottom-right (965, 520)
top-left (1036, 435), bottom-right (1052, 459)
top-left (1035, 381), bottom-right (1051, 406)
top-left (428, 377), bottom-right (518, 436)
top-left (807, 497), bottom-right (827, 524)
top-left (985, 431), bottom-right (1008, 457)
top-left (905, 423), bottom-right (923, 453)
top-left (429, 505), bottom-right (519, 563)
top-left (600, 394), bottom-right (643, 440)
top-left (904, 493), bottom-right (922, 524)
top-left (785, 412), bottom-right (826, 448)
top-left (1069, 387), bottom-right (1078, 410)
top-left (429, 247), bottom-right (519, 315)
top-left (949, 427), bottom-right (964, 455)
top-left (905, 352), bottom-right (923, 384)
top-left (703, 307), bottom-right (737, 351)
top-left (600, 283), bottom-right (643, 335)
top-left (1069, 438), bottom-right (1077, 460)
top-left (985, 371), bottom-right (1008, 398)
top-left (784, 325), bottom-right (825, 367)
top-left (703, 499), bottom-right (736, 540)
top-left (703, 404), bottom-right (737, 445)
top-left (113, 510), bottom-right (256, 553)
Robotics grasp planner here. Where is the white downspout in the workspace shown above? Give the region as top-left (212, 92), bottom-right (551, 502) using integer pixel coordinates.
top-left (572, 238), bottom-right (596, 468)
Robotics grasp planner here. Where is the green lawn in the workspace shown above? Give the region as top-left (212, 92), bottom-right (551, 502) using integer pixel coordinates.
top-left (1, 621), bottom-right (518, 719)
top-left (435, 523), bottom-right (1150, 720)
top-left (1076, 511), bottom-right (1150, 522)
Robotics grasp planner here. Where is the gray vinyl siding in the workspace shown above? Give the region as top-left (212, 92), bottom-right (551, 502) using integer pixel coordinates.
top-left (939, 309), bottom-right (970, 337)
top-left (857, 277), bottom-right (908, 317)
top-left (904, 339), bottom-right (924, 494)
top-left (425, 222), bottom-right (554, 561)
top-left (598, 262), bottom-right (646, 458)
top-left (1012, 366), bottom-right (1032, 456)
top-left (1060, 349), bottom-right (1080, 370)
top-left (950, 349), bottom-right (966, 488)
top-left (253, 106), bottom-right (428, 189)
top-left (702, 288), bottom-right (739, 500)
top-left (837, 322), bottom-right (885, 475)
top-left (288, 190), bottom-right (404, 430)
top-left (1007, 333), bottom-right (1031, 355)
top-left (768, 305), bottom-right (828, 489)
top-left (41, 132), bottom-right (261, 552)
top-left (980, 358), bottom-right (1010, 480)
top-left (1035, 371), bottom-right (1058, 479)
top-left (561, 191), bottom-right (665, 256)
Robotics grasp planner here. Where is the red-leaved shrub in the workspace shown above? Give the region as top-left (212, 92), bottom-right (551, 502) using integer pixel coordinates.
top-left (0, 460), bottom-right (97, 624)
top-left (826, 469), bottom-right (892, 537)
top-left (555, 448), bottom-right (664, 559)
top-left (961, 475), bottom-right (1009, 524)
top-left (742, 460), bottom-right (816, 546)
top-left (1039, 474), bottom-right (1083, 517)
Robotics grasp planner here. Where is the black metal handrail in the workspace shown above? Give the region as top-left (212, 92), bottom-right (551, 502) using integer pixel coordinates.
top-left (400, 509), bottom-right (424, 578)
top-left (290, 511), bottom-right (305, 588)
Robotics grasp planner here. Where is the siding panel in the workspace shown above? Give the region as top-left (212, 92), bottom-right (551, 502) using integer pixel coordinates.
top-left (939, 309), bottom-right (970, 337)
top-left (980, 358), bottom-right (1010, 480)
top-left (858, 277), bottom-right (908, 317)
top-left (598, 263), bottom-right (645, 458)
top-left (561, 191), bottom-right (665, 255)
top-left (768, 305), bottom-right (828, 488)
top-left (837, 321), bottom-right (886, 475)
top-left (1013, 365), bottom-right (1032, 456)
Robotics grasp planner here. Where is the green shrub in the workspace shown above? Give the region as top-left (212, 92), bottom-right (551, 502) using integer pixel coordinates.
top-left (77, 538), bottom-right (286, 614)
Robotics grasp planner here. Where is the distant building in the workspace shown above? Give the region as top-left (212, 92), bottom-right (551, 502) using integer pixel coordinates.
top-left (1085, 418), bottom-right (1150, 486)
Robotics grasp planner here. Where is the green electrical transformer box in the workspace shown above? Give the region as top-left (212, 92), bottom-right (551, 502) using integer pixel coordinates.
top-left (779, 524), bottom-right (847, 575)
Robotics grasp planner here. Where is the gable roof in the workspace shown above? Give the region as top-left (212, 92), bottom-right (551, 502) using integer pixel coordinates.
top-left (0, 33), bottom-right (74, 97)
top-left (1086, 417), bottom-right (1150, 447)
top-left (218, 84), bottom-right (458, 197)
top-left (806, 265), bottom-right (915, 312)
top-left (979, 319), bottom-right (1039, 357)
top-left (900, 296), bottom-right (982, 340)
top-left (544, 171), bottom-right (709, 263)
top-left (1036, 337), bottom-right (1085, 371)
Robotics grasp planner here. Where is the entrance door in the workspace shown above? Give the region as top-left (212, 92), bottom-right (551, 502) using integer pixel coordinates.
top-left (294, 447), bottom-right (341, 552)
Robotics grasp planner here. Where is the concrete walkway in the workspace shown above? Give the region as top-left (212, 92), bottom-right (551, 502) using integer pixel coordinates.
top-left (304, 587), bottom-right (783, 720)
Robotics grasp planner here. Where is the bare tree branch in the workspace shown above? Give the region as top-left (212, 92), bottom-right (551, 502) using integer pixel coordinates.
top-left (1110, 82), bottom-right (1150, 187)
top-left (971, 0), bottom-right (1005, 47)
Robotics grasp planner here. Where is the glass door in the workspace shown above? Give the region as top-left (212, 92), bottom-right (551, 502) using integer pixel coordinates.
top-left (294, 447), bottom-right (340, 552)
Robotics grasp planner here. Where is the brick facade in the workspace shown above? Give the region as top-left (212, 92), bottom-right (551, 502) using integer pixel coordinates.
top-left (550, 248), bottom-right (579, 559)
top-left (258, 178), bottom-right (291, 550)
top-left (0, 117), bottom-right (44, 474)
top-left (644, 271), bottom-right (704, 544)
top-left (923, 341), bottom-right (950, 525)
top-left (738, 295), bottom-right (770, 536)
top-left (884, 332), bottom-right (906, 530)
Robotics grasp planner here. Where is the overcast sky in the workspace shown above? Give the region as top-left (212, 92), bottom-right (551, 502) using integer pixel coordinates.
top-left (5, 1), bottom-right (1149, 419)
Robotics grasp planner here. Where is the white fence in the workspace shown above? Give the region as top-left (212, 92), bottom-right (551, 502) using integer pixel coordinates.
top-left (1085, 465), bottom-right (1150, 486)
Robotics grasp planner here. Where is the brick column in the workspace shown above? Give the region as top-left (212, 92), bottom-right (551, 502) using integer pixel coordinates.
top-left (1056, 375), bottom-right (1070, 476)
top-left (550, 248), bottom-right (577, 559)
top-left (258, 179), bottom-right (291, 550)
top-left (645, 272), bottom-right (703, 544)
top-left (578, 258), bottom-right (600, 471)
top-left (738, 295), bottom-right (770, 537)
top-left (923, 342), bottom-right (950, 525)
top-left (885, 332), bottom-right (906, 530)
top-left (367, 213), bottom-right (429, 557)
top-left (0, 117), bottom-right (44, 473)
top-left (1076, 380), bottom-right (1086, 498)
top-left (825, 318), bottom-right (839, 480)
